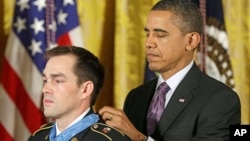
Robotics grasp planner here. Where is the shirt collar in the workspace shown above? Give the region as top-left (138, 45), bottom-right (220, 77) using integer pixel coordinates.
top-left (158, 61), bottom-right (193, 92)
top-left (56, 107), bottom-right (90, 135)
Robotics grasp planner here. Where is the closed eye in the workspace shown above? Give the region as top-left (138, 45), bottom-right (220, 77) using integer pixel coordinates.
top-left (55, 79), bottom-right (64, 83)
top-left (43, 79), bottom-right (47, 84)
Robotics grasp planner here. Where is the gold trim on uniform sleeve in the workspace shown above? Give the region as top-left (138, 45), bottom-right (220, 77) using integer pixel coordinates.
top-left (91, 124), bottom-right (112, 141)
top-left (32, 123), bottom-right (53, 136)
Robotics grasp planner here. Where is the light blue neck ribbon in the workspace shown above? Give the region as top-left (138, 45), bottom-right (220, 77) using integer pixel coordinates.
top-left (49, 114), bottom-right (99, 141)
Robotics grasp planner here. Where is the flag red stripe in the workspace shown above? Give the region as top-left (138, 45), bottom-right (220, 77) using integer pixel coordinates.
top-left (57, 33), bottom-right (72, 46)
top-left (0, 123), bottom-right (13, 141)
top-left (1, 58), bottom-right (45, 133)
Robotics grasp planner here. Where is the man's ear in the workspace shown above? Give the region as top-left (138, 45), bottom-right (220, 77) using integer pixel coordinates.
top-left (185, 32), bottom-right (201, 51)
top-left (80, 81), bottom-right (94, 99)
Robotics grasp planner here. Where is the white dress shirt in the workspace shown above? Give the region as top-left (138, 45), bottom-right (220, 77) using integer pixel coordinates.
top-left (55, 107), bottom-right (90, 135)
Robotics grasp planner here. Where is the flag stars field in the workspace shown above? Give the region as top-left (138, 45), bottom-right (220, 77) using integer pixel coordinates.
top-left (33, 0), bottom-right (46, 11)
top-left (17, 0), bottom-right (30, 12)
top-left (49, 21), bottom-right (57, 33)
top-left (30, 18), bottom-right (45, 35)
top-left (64, 0), bottom-right (75, 6)
top-left (14, 17), bottom-right (26, 33)
top-left (29, 39), bottom-right (43, 56)
top-left (57, 10), bottom-right (68, 25)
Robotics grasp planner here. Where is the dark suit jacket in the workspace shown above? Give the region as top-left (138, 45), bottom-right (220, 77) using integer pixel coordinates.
top-left (124, 63), bottom-right (241, 141)
top-left (28, 108), bottom-right (131, 141)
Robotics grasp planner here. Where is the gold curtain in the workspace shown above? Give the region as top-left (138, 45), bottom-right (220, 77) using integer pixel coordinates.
top-left (3, 0), bottom-right (249, 124)
top-left (77, 0), bottom-right (158, 109)
top-left (113, 0), bottom-right (158, 108)
top-left (77, 0), bottom-right (115, 111)
top-left (222, 0), bottom-right (250, 124)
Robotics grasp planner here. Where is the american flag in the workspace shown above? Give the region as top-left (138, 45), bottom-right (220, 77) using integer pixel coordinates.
top-left (0, 0), bottom-right (83, 140)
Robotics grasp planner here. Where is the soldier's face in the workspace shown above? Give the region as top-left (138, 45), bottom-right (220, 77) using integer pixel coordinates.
top-left (42, 54), bottom-right (82, 119)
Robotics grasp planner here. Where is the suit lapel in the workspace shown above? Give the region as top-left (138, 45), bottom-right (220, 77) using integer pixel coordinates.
top-left (143, 78), bottom-right (158, 106)
top-left (137, 79), bottom-right (158, 133)
top-left (154, 63), bottom-right (202, 137)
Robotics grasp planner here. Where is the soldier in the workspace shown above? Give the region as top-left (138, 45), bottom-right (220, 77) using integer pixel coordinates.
top-left (28, 46), bottom-right (130, 141)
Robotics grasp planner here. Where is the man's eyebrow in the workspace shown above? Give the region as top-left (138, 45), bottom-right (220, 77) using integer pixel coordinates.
top-left (154, 28), bottom-right (167, 33)
top-left (42, 73), bottom-right (65, 78)
top-left (144, 27), bottom-right (167, 33)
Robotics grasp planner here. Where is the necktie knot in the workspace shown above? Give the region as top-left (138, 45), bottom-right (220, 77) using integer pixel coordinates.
top-left (156, 82), bottom-right (170, 98)
top-left (147, 82), bottom-right (170, 135)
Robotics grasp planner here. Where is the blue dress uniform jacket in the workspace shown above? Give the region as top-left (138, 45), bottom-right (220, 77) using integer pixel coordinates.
top-left (28, 109), bottom-right (131, 141)
top-left (28, 121), bottom-right (131, 141)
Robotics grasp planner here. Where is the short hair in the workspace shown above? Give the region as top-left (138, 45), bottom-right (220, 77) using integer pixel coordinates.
top-left (151, 0), bottom-right (203, 35)
top-left (44, 46), bottom-right (105, 106)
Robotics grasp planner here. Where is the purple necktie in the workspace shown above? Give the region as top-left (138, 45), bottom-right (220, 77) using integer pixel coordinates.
top-left (147, 82), bottom-right (170, 135)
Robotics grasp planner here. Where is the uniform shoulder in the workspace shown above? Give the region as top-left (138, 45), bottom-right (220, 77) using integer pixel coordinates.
top-left (31, 122), bottom-right (53, 136)
top-left (90, 122), bottom-right (131, 140)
